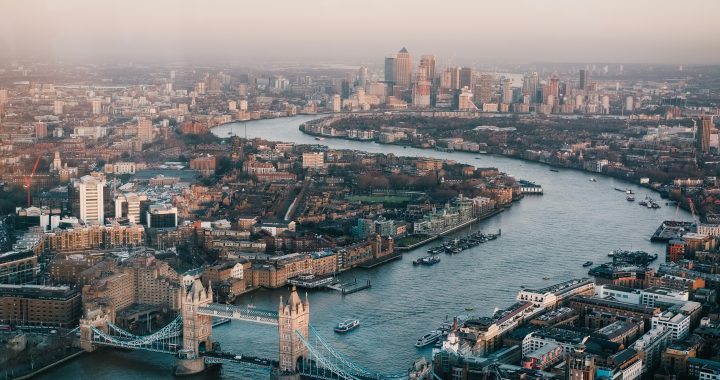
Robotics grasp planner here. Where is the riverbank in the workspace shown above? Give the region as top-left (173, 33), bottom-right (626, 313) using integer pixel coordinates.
top-left (298, 124), bottom-right (668, 196)
top-left (396, 208), bottom-right (505, 251)
top-left (15, 349), bottom-right (85, 380)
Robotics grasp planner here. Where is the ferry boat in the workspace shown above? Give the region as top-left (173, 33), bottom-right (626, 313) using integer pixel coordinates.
top-left (334, 319), bottom-right (360, 333)
top-left (415, 331), bottom-right (443, 347)
top-left (582, 261), bottom-right (593, 267)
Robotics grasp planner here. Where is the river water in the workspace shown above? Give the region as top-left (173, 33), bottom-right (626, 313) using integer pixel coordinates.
top-left (40, 115), bottom-right (692, 380)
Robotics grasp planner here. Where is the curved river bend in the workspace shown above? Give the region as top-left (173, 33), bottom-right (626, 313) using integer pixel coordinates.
top-left (40, 115), bottom-right (692, 380)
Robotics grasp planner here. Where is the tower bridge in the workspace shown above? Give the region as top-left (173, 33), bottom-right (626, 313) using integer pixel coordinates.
top-left (79, 280), bottom-right (407, 380)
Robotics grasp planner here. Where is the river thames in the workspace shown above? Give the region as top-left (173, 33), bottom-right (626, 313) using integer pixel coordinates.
top-left (39, 115), bottom-right (693, 379)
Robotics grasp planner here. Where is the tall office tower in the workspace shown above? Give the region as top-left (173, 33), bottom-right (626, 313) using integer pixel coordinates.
top-left (501, 78), bottom-right (513, 104)
top-left (440, 69), bottom-right (453, 90)
top-left (459, 67), bottom-right (474, 89)
top-left (523, 73), bottom-right (539, 103)
top-left (91, 99), bottom-right (102, 114)
top-left (412, 71), bottom-right (431, 108)
top-left (77, 175), bottom-right (105, 224)
top-left (419, 55), bottom-right (436, 82)
top-left (394, 47), bottom-right (413, 90)
top-left (475, 74), bottom-right (494, 105)
top-left (0, 89), bottom-right (7, 104)
top-left (170, 70), bottom-right (176, 80)
top-left (384, 56), bottom-right (396, 95)
top-left (697, 116), bottom-right (714, 154)
top-left (35, 122), bottom-right (47, 139)
top-left (579, 69), bottom-right (589, 90)
top-left (567, 345), bottom-right (596, 380)
top-left (549, 78), bottom-right (559, 99)
top-left (358, 66), bottom-right (368, 89)
top-left (137, 118), bottom-right (153, 142)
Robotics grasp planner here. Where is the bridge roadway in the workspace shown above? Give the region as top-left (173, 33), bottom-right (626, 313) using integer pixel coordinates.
top-left (198, 303), bottom-right (279, 326)
top-left (202, 351), bottom-right (278, 367)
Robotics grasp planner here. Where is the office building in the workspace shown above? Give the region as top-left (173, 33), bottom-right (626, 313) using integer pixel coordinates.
top-left (579, 69), bottom-right (589, 90)
top-left (394, 47), bottom-right (412, 90)
top-left (76, 175), bottom-right (105, 224)
top-left (459, 67), bottom-right (473, 89)
top-left (419, 55), bottom-right (435, 81)
top-left (475, 74), bottom-right (494, 105)
top-left (0, 284), bottom-right (82, 328)
top-left (147, 204), bottom-right (178, 229)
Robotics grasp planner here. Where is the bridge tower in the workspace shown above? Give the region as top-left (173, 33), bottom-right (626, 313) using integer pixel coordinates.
top-left (176, 279), bottom-right (213, 375)
top-left (277, 285), bottom-right (309, 379)
top-left (79, 304), bottom-right (115, 352)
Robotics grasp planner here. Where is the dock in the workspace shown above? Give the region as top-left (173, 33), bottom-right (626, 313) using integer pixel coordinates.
top-left (651, 220), bottom-right (694, 242)
top-left (288, 274), bottom-right (335, 289)
top-left (326, 278), bottom-right (372, 295)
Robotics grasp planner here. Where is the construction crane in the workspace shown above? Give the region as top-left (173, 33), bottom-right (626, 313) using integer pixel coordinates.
top-left (23, 156), bottom-right (41, 207)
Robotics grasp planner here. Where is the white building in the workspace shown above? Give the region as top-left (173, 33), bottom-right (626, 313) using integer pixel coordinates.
top-left (652, 309), bottom-right (691, 340)
top-left (596, 284), bottom-right (642, 304)
top-left (640, 287), bottom-right (689, 307)
top-left (76, 175), bottom-right (105, 224)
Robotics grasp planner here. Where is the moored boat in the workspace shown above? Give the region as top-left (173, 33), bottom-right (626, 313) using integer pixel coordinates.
top-left (582, 261), bottom-right (593, 267)
top-left (415, 330), bottom-right (443, 347)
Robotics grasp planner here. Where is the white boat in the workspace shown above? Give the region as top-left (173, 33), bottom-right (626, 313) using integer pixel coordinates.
top-left (589, 178), bottom-right (597, 182)
top-left (415, 330), bottom-right (443, 347)
top-left (334, 319), bottom-right (360, 333)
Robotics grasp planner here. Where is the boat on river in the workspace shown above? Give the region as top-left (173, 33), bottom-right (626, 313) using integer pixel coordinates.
top-left (582, 261), bottom-right (593, 267)
top-left (334, 319), bottom-right (360, 333)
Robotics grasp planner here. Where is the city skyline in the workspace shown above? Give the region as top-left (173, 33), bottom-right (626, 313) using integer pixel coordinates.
top-left (2, 0), bottom-right (720, 65)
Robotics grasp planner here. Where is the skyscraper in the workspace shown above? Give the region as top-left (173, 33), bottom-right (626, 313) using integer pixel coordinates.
top-left (501, 78), bottom-right (513, 104)
top-left (384, 56), bottom-right (396, 95)
top-left (76, 175), bottom-right (105, 224)
top-left (579, 69), bottom-right (589, 90)
top-left (459, 67), bottom-right (474, 89)
top-left (358, 66), bottom-right (368, 89)
top-left (475, 74), bottom-right (494, 105)
top-left (419, 55), bottom-right (436, 82)
top-left (523, 72), bottom-right (540, 103)
top-left (412, 71), bottom-right (431, 108)
top-left (394, 47), bottom-right (413, 90)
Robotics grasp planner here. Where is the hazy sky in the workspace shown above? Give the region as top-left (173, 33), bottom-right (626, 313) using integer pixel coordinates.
top-left (2, 0), bottom-right (720, 65)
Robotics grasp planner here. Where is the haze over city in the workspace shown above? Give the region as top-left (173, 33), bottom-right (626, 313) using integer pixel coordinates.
top-left (3, 0), bottom-right (720, 65)
top-left (4, 2), bottom-right (720, 380)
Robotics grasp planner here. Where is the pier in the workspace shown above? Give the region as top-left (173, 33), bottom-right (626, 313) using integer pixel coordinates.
top-left (326, 278), bottom-right (372, 295)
